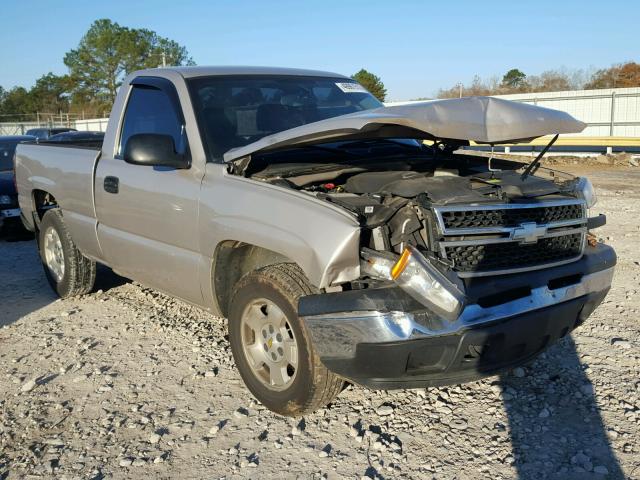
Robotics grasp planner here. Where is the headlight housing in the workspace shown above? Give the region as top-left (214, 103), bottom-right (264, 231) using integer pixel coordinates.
top-left (391, 246), bottom-right (466, 320)
top-left (360, 248), bottom-right (396, 279)
top-left (0, 195), bottom-right (13, 205)
top-left (576, 177), bottom-right (597, 208)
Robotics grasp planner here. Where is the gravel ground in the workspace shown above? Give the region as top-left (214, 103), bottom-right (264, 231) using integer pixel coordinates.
top-left (0, 167), bottom-right (639, 479)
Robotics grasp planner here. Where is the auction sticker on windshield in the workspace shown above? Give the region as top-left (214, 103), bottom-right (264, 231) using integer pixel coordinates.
top-left (336, 82), bottom-right (368, 93)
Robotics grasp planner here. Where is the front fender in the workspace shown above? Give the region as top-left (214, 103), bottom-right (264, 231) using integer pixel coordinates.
top-left (199, 164), bottom-right (361, 288)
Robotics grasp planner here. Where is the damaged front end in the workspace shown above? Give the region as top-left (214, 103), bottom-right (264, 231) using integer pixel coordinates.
top-left (295, 156), bottom-right (615, 388)
top-left (225, 96), bottom-right (615, 388)
top-left (243, 149), bottom-right (616, 388)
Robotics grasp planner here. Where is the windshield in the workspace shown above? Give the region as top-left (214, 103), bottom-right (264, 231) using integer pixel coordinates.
top-left (188, 75), bottom-right (383, 161)
top-left (0, 141), bottom-right (18, 171)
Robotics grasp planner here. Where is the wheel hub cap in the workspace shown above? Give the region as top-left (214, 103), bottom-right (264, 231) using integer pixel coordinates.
top-left (43, 227), bottom-right (65, 282)
top-left (240, 299), bottom-right (298, 391)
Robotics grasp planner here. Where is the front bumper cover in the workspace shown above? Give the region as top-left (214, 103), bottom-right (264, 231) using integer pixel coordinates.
top-left (299, 243), bottom-right (615, 389)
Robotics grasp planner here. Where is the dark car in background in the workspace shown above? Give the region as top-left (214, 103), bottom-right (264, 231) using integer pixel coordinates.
top-left (25, 127), bottom-right (77, 141)
top-left (0, 135), bottom-right (35, 236)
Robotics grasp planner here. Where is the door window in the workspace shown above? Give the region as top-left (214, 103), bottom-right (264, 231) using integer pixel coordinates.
top-left (118, 85), bottom-right (186, 157)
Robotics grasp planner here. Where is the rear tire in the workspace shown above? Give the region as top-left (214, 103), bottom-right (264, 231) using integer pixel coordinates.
top-left (38, 209), bottom-right (96, 298)
top-left (228, 264), bottom-right (343, 416)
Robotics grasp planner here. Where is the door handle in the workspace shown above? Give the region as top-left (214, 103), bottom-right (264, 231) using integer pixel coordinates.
top-left (104, 176), bottom-right (119, 194)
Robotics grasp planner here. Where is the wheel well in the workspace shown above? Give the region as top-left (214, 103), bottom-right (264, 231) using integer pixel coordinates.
top-left (213, 241), bottom-right (293, 317)
top-left (32, 189), bottom-right (58, 224)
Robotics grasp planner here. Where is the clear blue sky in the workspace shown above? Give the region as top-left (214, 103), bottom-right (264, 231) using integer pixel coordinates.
top-left (1, 0), bottom-right (637, 100)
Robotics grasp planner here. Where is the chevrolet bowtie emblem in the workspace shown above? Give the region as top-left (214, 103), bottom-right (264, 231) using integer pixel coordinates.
top-left (511, 222), bottom-right (547, 244)
top-left (267, 338), bottom-right (273, 349)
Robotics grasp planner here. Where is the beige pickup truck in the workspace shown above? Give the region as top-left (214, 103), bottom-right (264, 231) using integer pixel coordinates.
top-left (15, 66), bottom-right (615, 416)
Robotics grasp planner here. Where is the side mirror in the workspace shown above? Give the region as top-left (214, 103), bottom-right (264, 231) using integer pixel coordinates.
top-left (123, 133), bottom-right (189, 169)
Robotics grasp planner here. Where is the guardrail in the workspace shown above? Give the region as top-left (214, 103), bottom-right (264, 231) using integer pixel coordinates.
top-left (462, 136), bottom-right (640, 155)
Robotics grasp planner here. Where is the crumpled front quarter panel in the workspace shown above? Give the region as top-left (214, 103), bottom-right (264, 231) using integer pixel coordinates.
top-left (199, 164), bottom-right (361, 288)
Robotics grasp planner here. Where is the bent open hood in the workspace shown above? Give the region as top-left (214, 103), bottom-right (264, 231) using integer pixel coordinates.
top-left (223, 96), bottom-right (586, 163)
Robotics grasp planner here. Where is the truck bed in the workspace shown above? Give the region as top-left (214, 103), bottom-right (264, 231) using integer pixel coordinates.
top-left (15, 142), bottom-right (102, 237)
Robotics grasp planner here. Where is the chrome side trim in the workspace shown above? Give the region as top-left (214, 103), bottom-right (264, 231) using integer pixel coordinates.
top-left (302, 267), bottom-right (613, 359)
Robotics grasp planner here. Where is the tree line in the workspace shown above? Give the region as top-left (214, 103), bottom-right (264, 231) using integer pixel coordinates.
top-left (435, 62), bottom-right (640, 99)
top-left (0, 16), bottom-right (388, 122)
top-left (0, 19), bottom-right (194, 121)
top-left (0, 15), bottom-right (388, 122)
top-left (1, 18), bottom-right (637, 119)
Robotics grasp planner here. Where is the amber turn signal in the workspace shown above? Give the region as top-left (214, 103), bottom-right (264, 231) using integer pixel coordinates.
top-left (391, 248), bottom-right (412, 280)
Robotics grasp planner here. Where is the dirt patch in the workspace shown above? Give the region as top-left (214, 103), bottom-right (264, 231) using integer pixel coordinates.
top-left (541, 153), bottom-right (639, 169)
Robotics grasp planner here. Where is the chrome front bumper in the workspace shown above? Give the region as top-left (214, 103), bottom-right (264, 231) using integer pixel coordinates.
top-left (302, 267), bottom-right (614, 360)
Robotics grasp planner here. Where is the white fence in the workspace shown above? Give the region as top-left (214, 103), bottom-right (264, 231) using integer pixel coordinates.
top-left (0, 117), bottom-right (109, 136)
top-left (74, 118), bottom-right (109, 132)
top-left (497, 87), bottom-right (640, 137)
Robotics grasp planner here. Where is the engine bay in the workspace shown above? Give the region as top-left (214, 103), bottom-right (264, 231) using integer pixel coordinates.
top-left (225, 138), bottom-right (591, 289)
top-left (243, 150), bottom-right (581, 260)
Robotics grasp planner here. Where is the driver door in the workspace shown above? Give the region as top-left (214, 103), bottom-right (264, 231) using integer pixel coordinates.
top-left (94, 78), bottom-right (204, 304)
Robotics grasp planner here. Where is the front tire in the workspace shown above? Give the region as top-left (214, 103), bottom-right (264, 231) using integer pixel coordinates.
top-left (39, 209), bottom-right (96, 298)
top-left (228, 264), bottom-right (343, 416)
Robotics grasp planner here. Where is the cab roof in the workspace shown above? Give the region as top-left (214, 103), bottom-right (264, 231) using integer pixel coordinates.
top-left (134, 65), bottom-right (347, 79)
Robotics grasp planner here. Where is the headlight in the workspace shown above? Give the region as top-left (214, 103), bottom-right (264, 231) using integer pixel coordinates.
top-left (391, 246), bottom-right (466, 321)
top-left (576, 177), bottom-right (597, 208)
top-left (0, 195), bottom-right (13, 205)
top-left (360, 248), bottom-right (396, 280)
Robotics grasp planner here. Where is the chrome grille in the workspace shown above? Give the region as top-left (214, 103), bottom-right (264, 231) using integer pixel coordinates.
top-left (433, 200), bottom-right (587, 277)
top-left (440, 203), bottom-right (584, 230)
top-left (444, 233), bottom-right (583, 273)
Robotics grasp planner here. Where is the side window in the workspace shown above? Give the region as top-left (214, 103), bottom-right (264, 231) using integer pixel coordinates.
top-left (118, 85), bottom-right (186, 157)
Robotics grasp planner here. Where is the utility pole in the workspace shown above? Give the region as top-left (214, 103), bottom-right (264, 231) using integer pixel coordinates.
top-left (161, 50), bottom-right (167, 68)
top-left (457, 83), bottom-right (463, 98)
